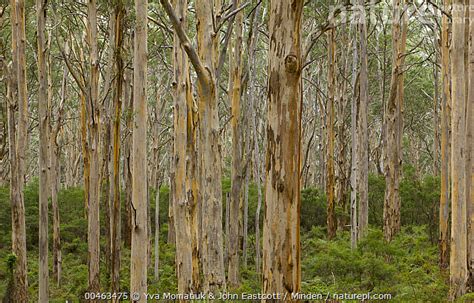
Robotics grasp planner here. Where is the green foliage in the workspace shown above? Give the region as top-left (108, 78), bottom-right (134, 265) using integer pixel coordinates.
top-left (302, 227), bottom-right (448, 302)
top-left (301, 188), bottom-right (326, 230)
top-left (367, 167), bottom-right (440, 243)
top-left (368, 173), bottom-right (386, 227)
top-left (0, 178), bottom-right (454, 301)
top-left (5, 254), bottom-right (16, 273)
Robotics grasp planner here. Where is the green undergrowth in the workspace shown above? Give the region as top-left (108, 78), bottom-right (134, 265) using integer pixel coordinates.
top-left (0, 172), bottom-right (461, 301)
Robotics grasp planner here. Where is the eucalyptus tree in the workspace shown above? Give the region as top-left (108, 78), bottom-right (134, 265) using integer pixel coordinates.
top-left (263, 0), bottom-right (303, 297)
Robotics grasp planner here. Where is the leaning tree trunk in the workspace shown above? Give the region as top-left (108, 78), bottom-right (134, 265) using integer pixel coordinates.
top-left (130, 0), bottom-right (148, 300)
top-left (449, 0), bottom-right (468, 298)
top-left (263, 0), bottom-right (303, 299)
top-left (9, 0), bottom-right (29, 300)
top-left (36, 0), bottom-right (49, 301)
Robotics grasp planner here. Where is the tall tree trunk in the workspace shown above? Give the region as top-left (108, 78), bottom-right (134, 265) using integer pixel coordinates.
top-left (51, 59), bottom-right (67, 286)
top-left (111, 2), bottom-right (124, 299)
top-left (224, 192), bottom-right (230, 268)
top-left (187, 71), bottom-right (201, 294)
top-left (161, 0), bottom-right (225, 292)
top-left (350, 7), bottom-right (360, 249)
top-left (465, 0), bottom-right (474, 291)
top-left (100, 23), bottom-right (116, 269)
top-left (326, 26), bottom-right (337, 240)
top-left (100, 17), bottom-right (114, 274)
top-left (9, 0), bottom-right (29, 300)
top-left (433, 57), bottom-right (440, 177)
top-left (263, 0), bottom-right (303, 298)
top-left (357, 0), bottom-right (369, 239)
top-left (248, 1), bottom-right (263, 277)
top-left (86, 0), bottom-right (101, 296)
top-left (37, 0), bottom-right (49, 301)
top-left (123, 69), bottom-right (133, 248)
top-left (172, 0), bottom-right (194, 295)
top-left (80, 90), bottom-right (90, 218)
top-left (101, 113), bottom-right (111, 277)
top-left (383, 0), bottom-right (406, 242)
top-left (449, 0), bottom-right (468, 298)
top-left (228, 0), bottom-right (244, 287)
top-left (195, 0), bottom-right (226, 292)
top-left (242, 142), bottom-right (249, 269)
top-left (467, 0), bottom-right (474, 289)
top-left (154, 178), bottom-right (161, 282)
top-left (439, 0), bottom-right (451, 270)
top-left (131, 0), bottom-right (148, 299)
top-left (335, 28), bottom-right (349, 232)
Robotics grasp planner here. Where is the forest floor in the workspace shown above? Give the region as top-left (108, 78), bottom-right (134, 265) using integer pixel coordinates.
top-left (0, 181), bottom-right (472, 302)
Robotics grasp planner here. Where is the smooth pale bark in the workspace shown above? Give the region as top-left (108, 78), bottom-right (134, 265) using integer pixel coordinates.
top-left (357, 0), bottom-right (369, 239)
top-left (131, 0), bottom-right (148, 299)
top-left (77, 37), bottom-right (90, 219)
top-left (449, 0), bottom-right (468, 298)
top-left (383, 0), bottom-right (406, 242)
top-left (51, 46), bottom-right (68, 286)
top-left (439, 0), bottom-right (451, 269)
top-left (172, 0), bottom-right (194, 295)
top-left (326, 26), bottom-right (337, 240)
top-left (80, 89), bottom-right (90, 219)
top-left (9, 0), bottom-right (29, 300)
top-left (86, 0), bottom-right (101, 295)
top-left (263, 0), bottom-right (303, 298)
top-left (248, 2), bottom-right (263, 276)
top-left (433, 58), bottom-right (440, 177)
top-left (111, 2), bottom-right (124, 298)
top-left (36, 0), bottom-right (49, 300)
top-left (244, 0), bottom-right (263, 274)
top-left (350, 7), bottom-right (359, 249)
top-left (228, 0), bottom-right (244, 287)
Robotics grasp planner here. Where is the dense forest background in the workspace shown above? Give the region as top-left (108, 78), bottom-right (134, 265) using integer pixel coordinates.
top-left (0, 0), bottom-right (472, 302)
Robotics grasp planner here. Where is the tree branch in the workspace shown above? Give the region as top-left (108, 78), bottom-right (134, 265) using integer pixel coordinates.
top-left (159, 0), bottom-right (210, 87)
top-left (56, 37), bottom-right (87, 96)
